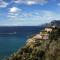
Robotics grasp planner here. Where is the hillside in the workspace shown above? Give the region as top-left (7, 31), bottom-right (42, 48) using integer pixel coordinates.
top-left (42, 20), bottom-right (60, 28)
top-left (7, 20), bottom-right (60, 60)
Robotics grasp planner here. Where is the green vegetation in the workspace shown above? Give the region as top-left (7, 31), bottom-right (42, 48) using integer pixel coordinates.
top-left (49, 27), bottom-right (60, 41)
top-left (7, 27), bottom-right (60, 60)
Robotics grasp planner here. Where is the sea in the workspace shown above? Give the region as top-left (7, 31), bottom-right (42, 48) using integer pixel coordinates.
top-left (0, 26), bottom-right (44, 60)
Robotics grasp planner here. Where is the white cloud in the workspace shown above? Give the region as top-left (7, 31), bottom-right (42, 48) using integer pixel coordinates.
top-left (9, 7), bottom-right (21, 13)
top-left (26, 1), bottom-right (36, 5)
top-left (8, 7), bottom-right (22, 18)
top-left (6, 10), bottom-right (60, 26)
top-left (39, 10), bottom-right (60, 22)
top-left (0, 0), bottom-right (8, 8)
top-left (57, 3), bottom-right (60, 6)
top-left (14, 0), bottom-right (48, 5)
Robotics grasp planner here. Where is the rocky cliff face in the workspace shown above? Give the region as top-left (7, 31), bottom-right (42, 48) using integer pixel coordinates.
top-left (7, 20), bottom-right (60, 60)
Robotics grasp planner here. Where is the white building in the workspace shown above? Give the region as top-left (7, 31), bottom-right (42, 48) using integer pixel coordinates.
top-left (45, 28), bottom-right (52, 32)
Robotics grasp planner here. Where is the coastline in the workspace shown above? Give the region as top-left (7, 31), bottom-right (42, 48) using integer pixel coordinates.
top-left (6, 20), bottom-right (60, 60)
top-left (9, 25), bottom-right (55, 60)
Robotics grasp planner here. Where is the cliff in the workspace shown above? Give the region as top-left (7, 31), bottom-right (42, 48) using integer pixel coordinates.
top-left (7, 20), bottom-right (60, 60)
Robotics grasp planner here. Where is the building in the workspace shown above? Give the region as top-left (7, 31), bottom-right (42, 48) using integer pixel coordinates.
top-left (45, 27), bottom-right (52, 32)
top-left (43, 35), bottom-right (49, 40)
top-left (52, 26), bottom-right (56, 28)
top-left (40, 31), bottom-right (49, 40)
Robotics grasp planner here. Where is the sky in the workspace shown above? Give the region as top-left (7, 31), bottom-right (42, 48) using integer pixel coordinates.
top-left (0, 0), bottom-right (60, 26)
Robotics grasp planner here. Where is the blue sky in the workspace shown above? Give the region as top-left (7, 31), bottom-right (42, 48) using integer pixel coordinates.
top-left (0, 0), bottom-right (60, 26)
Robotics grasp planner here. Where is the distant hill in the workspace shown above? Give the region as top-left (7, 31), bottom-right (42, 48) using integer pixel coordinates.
top-left (42, 20), bottom-right (60, 28)
top-left (49, 20), bottom-right (60, 27)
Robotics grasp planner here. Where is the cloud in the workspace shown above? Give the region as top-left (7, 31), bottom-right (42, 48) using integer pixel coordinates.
top-left (57, 3), bottom-right (60, 6)
top-left (26, 1), bottom-right (36, 5)
top-left (9, 7), bottom-right (21, 13)
top-left (1, 4), bottom-right (59, 26)
top-left (0, 0), bottom-right (8, 8)
top-left (6, 10), bottom-right (60, 26)
top-left (33, 10), bottom-right (60, 22)
top-left (8, 7), bottom-right (22, 18)
top-left (39, 10), bottom-right (60, 22)
top-left (14, 0), bottom-right (48, 5)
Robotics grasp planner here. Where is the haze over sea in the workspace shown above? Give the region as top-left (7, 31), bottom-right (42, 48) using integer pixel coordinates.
top-left (0, 26), bottom-right (43, 58)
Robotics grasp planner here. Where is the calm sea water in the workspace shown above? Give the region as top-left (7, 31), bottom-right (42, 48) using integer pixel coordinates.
top-left (0, 26), bottom-right (44, 59)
